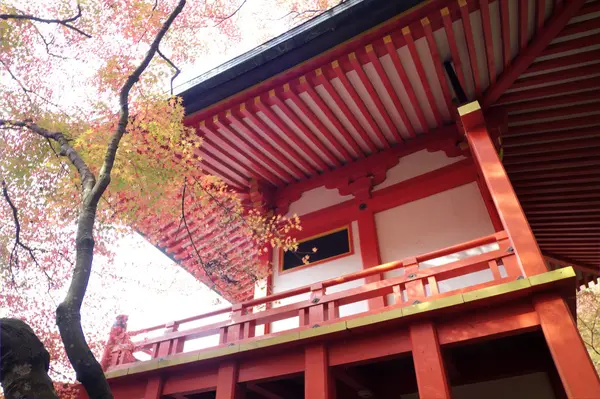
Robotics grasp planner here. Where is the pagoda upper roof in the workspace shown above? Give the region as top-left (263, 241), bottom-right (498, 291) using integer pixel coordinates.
top-left (177, 0), bottom-right (424, 115)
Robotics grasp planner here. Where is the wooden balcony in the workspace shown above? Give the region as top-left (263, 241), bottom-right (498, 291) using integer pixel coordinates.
top-left (102, 230), bottom-right (567, 373)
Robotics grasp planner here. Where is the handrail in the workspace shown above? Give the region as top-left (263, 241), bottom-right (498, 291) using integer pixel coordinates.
top-left (127, 231), bottom-right (505, 337)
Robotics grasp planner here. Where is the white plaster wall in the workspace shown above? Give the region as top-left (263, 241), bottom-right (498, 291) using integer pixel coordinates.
top-left (401, 372), bottom-right (556, 399)
top-left (270, 221), bottom-right (367, 332)
top-left (375, 182), bottom-right (496, 303)
top-left (287, 186), bottom-right (352, 217)
top-left (374, 149), bottom-right (466, 191)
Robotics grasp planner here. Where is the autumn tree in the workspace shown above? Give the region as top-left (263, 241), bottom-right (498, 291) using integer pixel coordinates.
top-left (577, 286), bottom-right (600, 374)
top-left (0, 0), bottom-right (334, 398)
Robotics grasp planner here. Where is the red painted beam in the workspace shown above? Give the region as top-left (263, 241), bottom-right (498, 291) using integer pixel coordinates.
top-left (347, 51), bottom-right (402, 143)
top-left (313, 68), bottom-right (379, 153)
top-left (226, 110), bottom-right (305, 181)
top-left (441, 7), bottom-right (468, 92)
top-left (460, 101), bottom-right (547, 276)
top-left (281, 84), bottom-right (354, 162)
top-left (410, 322), bottom-right (451, 399)
top-left (383, 34), bottom-right (430, 133)
top-left (496, 75), bottom-right (600, 105)
top-left (297, 75), bottom-right (366, 157)
top-left (502, 91), bottom-right (600, 116)
top-left (536, 0), bottom-right (547, 31)
top-left (479, 0), bottom-right (497, 86)
top-left (525, 49), bottom-right (600, 76)
top-left (511, 62), bottom-right (600, 91)
top-left (534, 294), bottom-right (600, 397)
top-left (541, 31), bottom-right (600, 58)
top-left (305, 344), bottom-right (334, 399)
top-left (330, 59), bottom-right (390, 149)
top-left (517, 182), bottom-right (600, 195)
top-left (365, 44), bottom-right (416, 138)
top-left (422, 17), bottom-right (455, 117)
top-left (483, 0), bottom-right (586, 108)
top-left (213, 117), bottom-right (292, 184)
top-left (558, 14), bottom-right (600, 38)
top-left (200, 120), bottom-right (284, 185)
top-left (499, 0), bottom-right (512, 69)
top-left (403, 25), bottom-right (444, 127)
top-left (504, 127), bottom-right (600, 147)
top-left (253, 96), bottom-right (330, 171)
top-left (459, 0), bottom-right (482, 97)
top-left (519, 0), bottom-right (530, 50)
top-left (504, 137), bottom-right (600, 156)
top-left (239, 102), bottom-right (318, 175)
top-left (267, 90), bottom-right (343, 167)
top-left (506, 114), bottom-right (600, 136)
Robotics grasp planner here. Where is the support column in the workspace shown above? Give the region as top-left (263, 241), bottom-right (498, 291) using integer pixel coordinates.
top-left (216, 361), bottom-right (244, 399)
top-left (458, 101), bottom-right (547, 276)
top-left (534, 294), bottom-right (600, 398)
top-left (305, 344), bottom-right (335, 399)
top-left (357, 209), bottom-right (385, 309)
top-left (410, 322), bottom-right (452, 399)
top-left (144, 376), bottom-right (163, 399)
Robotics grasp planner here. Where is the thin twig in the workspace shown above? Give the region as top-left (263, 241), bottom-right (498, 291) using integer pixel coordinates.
top-left (214, 0), bottom-right (247, 26)
top-left (180, 178), bottom-right (221, 292)
top-left (157, 48), bottom-right (180, 95)
top-left (0, 3), bottom-right (92, 38)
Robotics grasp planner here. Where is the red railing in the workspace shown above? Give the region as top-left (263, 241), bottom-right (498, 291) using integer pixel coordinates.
top-left (104, 230), bottom-right (521, 370)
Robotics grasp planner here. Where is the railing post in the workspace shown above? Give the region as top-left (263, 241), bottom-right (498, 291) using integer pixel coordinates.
top-left (221, 304), bottom-right (244, 344)
top-left (458, 101), bottom-right (547, 276)
top-left (309, 283), bottom-right (326, 326)
top-left (404, 258), bottom-right (425, 303)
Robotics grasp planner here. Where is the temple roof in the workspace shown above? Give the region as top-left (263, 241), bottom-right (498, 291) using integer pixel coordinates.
top-left (155, 0), bottom-right (600, 301)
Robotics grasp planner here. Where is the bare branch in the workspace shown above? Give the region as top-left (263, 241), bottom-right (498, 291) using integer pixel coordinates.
top-left (157, 48), bottom-right (180, 95)
top-left (214, 0), bottom-right (247, 26)
top-left (0, 3), bottom-right (92, 38)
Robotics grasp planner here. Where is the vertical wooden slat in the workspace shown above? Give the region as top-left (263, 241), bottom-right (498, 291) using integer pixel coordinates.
top-left (488, 259), bottom-right (502, 280)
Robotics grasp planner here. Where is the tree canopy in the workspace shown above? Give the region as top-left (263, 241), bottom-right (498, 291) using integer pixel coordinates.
top-left (0, 0), bottom-right (338, 397)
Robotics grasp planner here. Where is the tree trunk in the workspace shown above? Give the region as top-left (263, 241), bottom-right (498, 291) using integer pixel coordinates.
top-left (0, 318), bottom-right (59, 399)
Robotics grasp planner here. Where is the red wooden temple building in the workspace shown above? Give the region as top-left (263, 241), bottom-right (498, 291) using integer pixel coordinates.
top-left (96, 0), bottom-right (600, 397)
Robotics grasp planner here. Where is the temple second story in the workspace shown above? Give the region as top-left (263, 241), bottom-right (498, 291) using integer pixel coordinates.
top-left (94, 0), bottom-right (600, 398)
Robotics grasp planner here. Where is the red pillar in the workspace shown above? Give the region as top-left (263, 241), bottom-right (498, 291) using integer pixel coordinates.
top-left (216, 361), bottom-right (244, 399)
top-left (357, 210), bottom-right (385, 309)
top-left (144, 376), bottom-right (163, 399)
top-left (410, 322), bottom-right (452, 399)
top-left (458, 101), bottom-right (547, 276)
top-left (305, 344), bottom-right (335, 399)
top-left (534, 294), bottom-right (600, 398)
